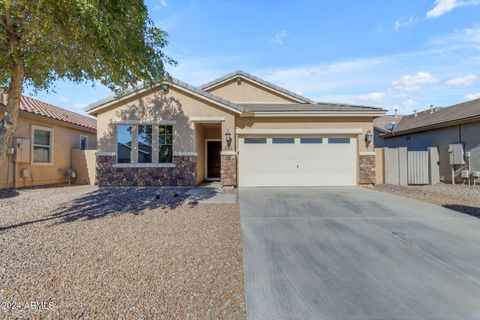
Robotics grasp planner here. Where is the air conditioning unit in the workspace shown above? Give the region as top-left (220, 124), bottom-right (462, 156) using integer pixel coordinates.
top-left (461, 170), bottom-right (469, 179)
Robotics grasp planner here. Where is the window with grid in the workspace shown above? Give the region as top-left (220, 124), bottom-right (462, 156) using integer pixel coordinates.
top-left (158, 125), bottom-right (173, 163)
top-left (33, 128), bottom-right (53, 163)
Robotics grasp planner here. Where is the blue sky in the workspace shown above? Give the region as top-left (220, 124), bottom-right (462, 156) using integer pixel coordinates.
top-left (30, 0), bottom-right (480, 116)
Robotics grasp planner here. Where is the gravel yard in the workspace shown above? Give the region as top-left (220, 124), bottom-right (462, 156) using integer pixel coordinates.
top-left (0, 185), bottom-right (245, 319)
top-left (374, 183), bottom-right (480, 217)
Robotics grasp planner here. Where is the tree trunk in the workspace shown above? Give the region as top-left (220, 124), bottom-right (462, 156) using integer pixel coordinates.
top-left (0, 61), bottom-right (25, 162)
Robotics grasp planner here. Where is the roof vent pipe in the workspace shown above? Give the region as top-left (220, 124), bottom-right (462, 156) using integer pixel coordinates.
top-left (430, 104), bottom-right (434, 114)
top-left (414, 110), bottom-right (418, 117)
top-left (394, 108), bottom-right (398, 118)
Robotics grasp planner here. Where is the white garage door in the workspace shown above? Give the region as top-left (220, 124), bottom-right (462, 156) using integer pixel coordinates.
top-left (238, 136), bottom-right (357, 187)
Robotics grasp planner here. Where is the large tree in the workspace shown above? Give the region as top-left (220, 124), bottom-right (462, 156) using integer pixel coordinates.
top-left (0, 0), bottom-right (174, 161)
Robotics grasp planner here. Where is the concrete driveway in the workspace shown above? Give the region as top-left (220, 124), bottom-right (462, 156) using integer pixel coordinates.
top-left (239, 187), bottom-right (480, 320)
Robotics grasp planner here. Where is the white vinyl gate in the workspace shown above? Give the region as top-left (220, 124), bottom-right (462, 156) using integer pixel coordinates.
top-left (407, 151), bottom-right (430, 185)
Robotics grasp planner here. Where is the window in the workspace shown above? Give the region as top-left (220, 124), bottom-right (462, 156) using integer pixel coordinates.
top-left (300, 137), bottom-right (323, 144)
top-left (328, 137), bottom-right (350, 144)
top-left (117, 124), bottom-right (133, 163)
top-left (272, 137), bottom-right (295, 144)
top-left (244, 138), bottom-right (267, 144)
top-left (138, 125), bottom-right (153, 163)
top-left (32, 127), bottom-right (53, 163)
top-left (80, 135), bottom-right (88, 150)
top-left (158, 125), bottom-right (173, 163)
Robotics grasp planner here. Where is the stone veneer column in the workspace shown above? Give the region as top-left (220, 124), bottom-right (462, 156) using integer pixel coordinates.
top-left (359, 154), bottom-right (376, 185)
top-left (95, 153), bottom-right (196, 187)
top-left (220, 151), bottom-right (237, 187)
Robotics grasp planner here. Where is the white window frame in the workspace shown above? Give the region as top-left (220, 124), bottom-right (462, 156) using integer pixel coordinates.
top-left (79, 135), bottom-right (88, 150)
top-left (113, 123), bottom-right (176, 168)
top-left (31, 125), bottom-right (54, 166)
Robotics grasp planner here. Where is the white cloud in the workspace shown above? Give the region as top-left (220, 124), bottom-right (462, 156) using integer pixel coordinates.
top-left (446, 74), bottom-right (478, 86)
top-left (392, 99), bottom-right (419, 114)
top-left (155, 0), bottom-right (168, 9)
top-left (394, 16), bottom-right (418, 31)
top-left (271, 30), bottom-right (287, 46)
top-left (465, 92), bottom-right (480, 100)
top-left (426, 0), bottom-right (480, 18)
top-left (73, 103), bottom-right (88, 109)
top-left (392, 72), bottom-right (438, 92)
top-left (59, 97), bottom-right (71, 104)
top-left (356, 92), bottom-right (386, 103)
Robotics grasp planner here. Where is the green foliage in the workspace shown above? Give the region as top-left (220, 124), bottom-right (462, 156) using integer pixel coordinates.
top-left (0, 0), bottom-right (175, 93)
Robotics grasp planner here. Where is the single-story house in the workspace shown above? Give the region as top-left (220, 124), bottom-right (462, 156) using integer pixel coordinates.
top-left (0, 94), bottom-right (97, 189)
top-left (86, 71), bottom-right (386, 187)
top-left (374, 99), bottom-right (480, 182)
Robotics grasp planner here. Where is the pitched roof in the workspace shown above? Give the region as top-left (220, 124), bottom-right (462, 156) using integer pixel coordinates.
top-left (199, 70), bottom-right (314, 103)
top-left (243, 103), bottom-right (385, 113)
top-left (374, 115), bottom-right (404, 133)
top-left (85, 78), bottom-right (244, 114)
top-left (0, 93), bottom-right (96, 130)
top-left (383, 99), bottom-right (480, 137)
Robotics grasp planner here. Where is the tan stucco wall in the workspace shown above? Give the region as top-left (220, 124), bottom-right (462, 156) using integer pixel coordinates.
top-left (206, 78), bottom-right (300, 104)
top-left (0, 112), bottom-right (96, 189)
top-left (235, 117), bottom-right (375, 152)
top-left (95, 86), bottom-right (236, 154)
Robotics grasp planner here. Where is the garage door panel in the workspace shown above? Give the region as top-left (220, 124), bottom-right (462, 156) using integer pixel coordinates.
top-left (239, 136), bottom-right (357, 187)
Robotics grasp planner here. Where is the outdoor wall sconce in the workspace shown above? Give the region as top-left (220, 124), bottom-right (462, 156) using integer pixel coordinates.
top-left (236, 77), bottom-right (242, 85)
top-left (225, 129), bottom-right (232, 149)
top-left (161, 83), bottom-right (169, 94)
top-left (365, 130), bottom-right (373, 144)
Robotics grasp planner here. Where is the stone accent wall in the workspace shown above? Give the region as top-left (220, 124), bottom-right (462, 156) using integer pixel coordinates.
top-left (221, 152), bottom-right (237, 187)
top-left (96, 155), bottom-right (196, 187)
top-left (359, 155), bottom-right (376, 185)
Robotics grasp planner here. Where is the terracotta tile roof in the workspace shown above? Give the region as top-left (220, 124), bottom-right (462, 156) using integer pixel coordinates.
top-left (0, 93), bottom-right (96, 131)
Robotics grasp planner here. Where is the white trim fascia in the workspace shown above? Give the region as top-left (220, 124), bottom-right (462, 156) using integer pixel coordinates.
top-left (236, 128), bottom-right (363, 135)
top-left (97, 152), bottom-right (117, 156)
top-left (113, 120), bottom-right (177, 125)
top-left (203, 75), bottom-right (307, 103)
top-left (242, 112), bottom-right (386, 118)
top-left (173, 151), bottom-right (198, 156)
top-left (359, 151), bottom-right (376, 156)
top-left (31, 125), bottom-right (54, 166)
top-left (87, 82), bottom-right (242, 115)
top-left (112, 163), bottom-right (176, 168)
top-left (190, 117), bottom-right (225, 123)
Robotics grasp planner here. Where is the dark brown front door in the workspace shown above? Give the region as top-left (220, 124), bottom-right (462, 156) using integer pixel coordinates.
top-left (207, 140), bottom-right (221, 179)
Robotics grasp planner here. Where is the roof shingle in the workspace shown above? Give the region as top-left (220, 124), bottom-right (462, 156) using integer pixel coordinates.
top-left (0, 93), bottom-right (96, 130)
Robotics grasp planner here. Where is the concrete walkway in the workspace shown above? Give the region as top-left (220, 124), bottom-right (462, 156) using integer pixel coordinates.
top-left (185, 182), bottom-right (236, 204)
top-left (239, 187), bottom-right (480, 320)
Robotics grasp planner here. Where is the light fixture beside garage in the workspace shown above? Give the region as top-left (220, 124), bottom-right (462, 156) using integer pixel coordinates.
top-left (365, 130), bottom-right (373, 145)
top-left (225, 129), bottom-right (232, 149)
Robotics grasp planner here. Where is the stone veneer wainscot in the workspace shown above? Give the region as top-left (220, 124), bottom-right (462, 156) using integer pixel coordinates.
top-left (359, 154), bottom-right (375, 185)
top-left (96, 154), bottom-right (196, 187)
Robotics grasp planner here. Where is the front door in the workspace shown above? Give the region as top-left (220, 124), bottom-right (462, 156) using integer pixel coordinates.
top-left (207, 140), bottom-right (221, 180)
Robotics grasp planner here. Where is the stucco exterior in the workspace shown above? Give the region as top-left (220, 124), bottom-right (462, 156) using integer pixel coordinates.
top-left (0, 112), bottom-right (96, 189)
top-left (206, 78), bottom-right (300, 104)
top-left (89, 72), bottom-right (384, 187)
top-left (375, 120), bottom-right (480, 182)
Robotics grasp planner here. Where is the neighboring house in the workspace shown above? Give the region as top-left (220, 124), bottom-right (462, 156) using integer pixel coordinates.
top-left (374, 100), bottom-right (480, 182)
top-left (0, 94), bottom-right (97, 189)
top-left (86, 71), bottom-right (385, 187)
